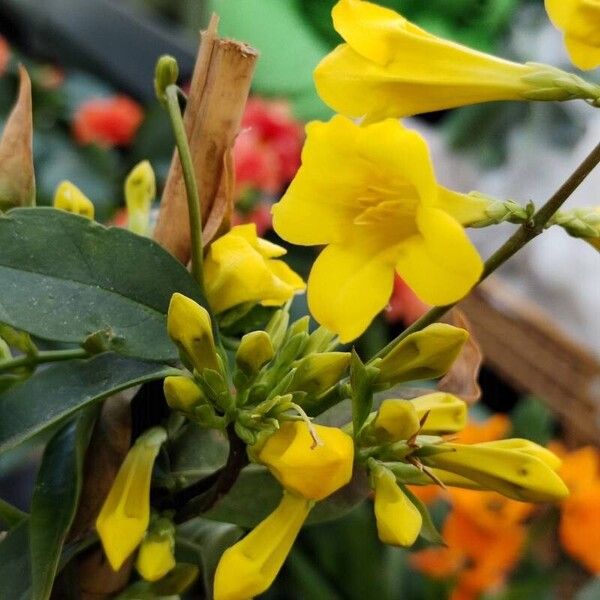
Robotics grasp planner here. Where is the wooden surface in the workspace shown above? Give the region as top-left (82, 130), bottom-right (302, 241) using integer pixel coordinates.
top-left (460, 278), bottom-right (600, 444)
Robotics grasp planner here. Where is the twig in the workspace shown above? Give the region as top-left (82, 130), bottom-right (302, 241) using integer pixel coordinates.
top-left (0, 348), bottom-right (88, 374)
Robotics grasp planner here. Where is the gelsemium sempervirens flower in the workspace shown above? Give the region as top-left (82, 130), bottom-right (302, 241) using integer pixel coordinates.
top-left (272, 116), bottom-right (483, 341)
top-left (204, 224), bottom-right (305, 314)
top-left (53, 181), bottom-right (95, 219)
top-left (167, 293), bottom-right (219, 372)
top-left (545, 0), bottom-right (600, 70)
top-left (213, 492), bottom-right (312, 600)
top-left (257, 421), bottom-right (354, 500)
top-left (125, 160), bottom-right (155, 236)
top-left (314, 0), bottom-right (600, 120)
top-left (373, 465), bottom-right (422, 547)
top-left (96, 427), bottom-right (167, 571)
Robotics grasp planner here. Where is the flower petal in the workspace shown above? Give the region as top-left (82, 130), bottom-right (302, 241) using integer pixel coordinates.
top-left (435, 186), bottom-right (491, 226)
top-left (307, 239), bottom-right (396, 342)
top-left (564, 35), bottom-right (600, 70)
top-left (395, 208), bottom-right (482, 306)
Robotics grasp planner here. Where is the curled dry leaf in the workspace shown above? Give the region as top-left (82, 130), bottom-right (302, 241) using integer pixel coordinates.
top-left (438, 309), bottom-right (483, 404)
top-left (0, 65), bottom-right (35, 210)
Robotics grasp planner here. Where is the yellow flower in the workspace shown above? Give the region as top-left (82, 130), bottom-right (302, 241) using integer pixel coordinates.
top-left (272, 116), bottom-right (483, 342)
top-left (423, 441), bottom-right (569, 502)
top-left (546, 0), bottom-right (600, 70)
top-left (257, 421), bottom-right (354, 500)
top-left (135, 520), bottom-right (176, 582)
top-left (204, 224), bottom-right (305, 314)
top-left (167, 293), bottom-right (219, 372)
top-left (53, 181), bottom-right (94, 219)
top-left (314, 0), bottom-right (600, 120)
top-left (411, 392), bottom-right (468, 434)
top-left (373, 466), bottom-right (422, 547)
top-left (96, 427), bottom-right (167, 571)
top-left (214, 492), bottom-right (312, 600)
top-left (125, 160), bottom-right (155, 235)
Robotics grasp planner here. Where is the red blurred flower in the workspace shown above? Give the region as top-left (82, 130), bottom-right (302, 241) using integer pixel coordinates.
top-left (0, 36), bottom-right (10, 76)
top-left (234, 97), bottom-right (303, 195)
top-left (385, 274), bottom-right (429, 325)
top-left (232, 201), bottom-right (273, 237)
top-left (72, 96), bottom-right (143, 147)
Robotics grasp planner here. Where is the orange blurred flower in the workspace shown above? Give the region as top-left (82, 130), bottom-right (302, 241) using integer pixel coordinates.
top-left (72, 96), bottom-right (143, 147)
top-left (553, 444), bottom-right (600, 573)
top-left (0, 36), bottom-right (10, 76)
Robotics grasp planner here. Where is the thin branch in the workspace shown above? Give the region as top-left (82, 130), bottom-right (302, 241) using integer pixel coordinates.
top-left (0, 348), bottom-right (88, 374)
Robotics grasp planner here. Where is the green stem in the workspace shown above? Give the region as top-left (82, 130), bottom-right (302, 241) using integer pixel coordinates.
top-left (370, 139), bottom-right (600, 363)
top-left (165, 84), bottom-right (205, 295)
top-left (0, 348), bottom-right (88, 374)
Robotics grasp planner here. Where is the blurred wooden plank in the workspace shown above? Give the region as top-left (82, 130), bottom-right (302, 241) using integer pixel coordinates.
top-left (460, 278), bottom-right (600, 444)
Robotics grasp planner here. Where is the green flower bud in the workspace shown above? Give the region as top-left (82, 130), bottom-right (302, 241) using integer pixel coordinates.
top-left (265, 309), bottom-right (289, 352)
top-left (154, 55), bottom-right (179, 105)
top-left (290, 352), bottom-right (351, 397)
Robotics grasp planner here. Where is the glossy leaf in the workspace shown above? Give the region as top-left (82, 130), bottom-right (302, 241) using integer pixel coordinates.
top-left (0, 207), bottom-right (205, 361)
top-left (29, 409), bottom-right (97, 600)
top-left (0, 498), bottom-right (27, 528)
top-left (204, 465), bottom-right (369, 529)
top-left (0, 353), bottom-right (174, 455)
top-left (0, 519), bottom-right (31, 600)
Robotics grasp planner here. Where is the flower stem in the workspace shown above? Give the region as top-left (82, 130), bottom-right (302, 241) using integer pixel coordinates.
top-left (0, 348), bottom-right (89, 374)
top-left (164, 84), bottom-right (205, 295)
top-left (371, 139), bottom-right (600, 363)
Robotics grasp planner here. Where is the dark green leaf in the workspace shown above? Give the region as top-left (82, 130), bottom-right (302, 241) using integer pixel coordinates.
top-left (0, 519), bottom-right (31, 600)
top-left (0, 353), bottom-right (174, 454)
top-left (350, 349), bottom-right (379, 435)
top-left (204, 465), bottom-right (369, 529)
top-left (0, 498), bottom-right (27, 528)
top-left (510, 396), bottom-right (555, 446)
top-left (29, 409), bottom-right (97, 600)
top-left (116, 564), bottom-right (199, 599)
top-left (176, 518), bottom-right (243, 597)
top-left (0, 207), bottom-right (205, 361)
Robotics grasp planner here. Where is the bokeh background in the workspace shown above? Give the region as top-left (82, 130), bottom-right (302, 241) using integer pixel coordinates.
top-left (0, 1), bottom-right (599, 598)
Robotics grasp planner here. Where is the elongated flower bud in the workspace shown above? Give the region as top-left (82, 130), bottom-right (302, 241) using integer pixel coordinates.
top-left (125, 160), bottom-right (155, 235)
top-left (377, 324), bottom-right (468, 388)
top-left (373, 466), bottom-right (422, 547)
top-left (136, 519), bottom-right (176, 582)
top-left (290, 352), bottom-right (351, 397)
top-left (410, 392), bottom-right (468, 434)
top-left (96, 427), bottom-right (167, 571)
top-left (236, 330), bottom-right (274, 374)
top-left (257, 421), bottom-right (354, 500)
top-left (214, 492), bottom-right (312, 600)
top-left (53, 181), bottom-right (94, 219)
top-left (163, 375), bottom-right (203, 413)
top-left (167, 293), bottom-right (219, 372)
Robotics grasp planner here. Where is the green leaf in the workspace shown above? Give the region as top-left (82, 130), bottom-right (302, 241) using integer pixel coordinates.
top-left (29, 409), bottom-right (97, 600)
top-left (204, 465), bottom-right (369, 528)
top-left (350, 349), bottom-right (379, 435)
top-left (0, 207), bottom-right (205, 362)
top-left (176, 518), bottom-right (243, 597)
top-left (0, 519), bottom-right (31, 600)
top-left (0, 498), bottom-right (27, 528)
top-left (116, 564), bottom-right (199, 599)
top-left (510, 396), bottom-right (555, 446)
top-left (0, 353), bottom-right (174, 455)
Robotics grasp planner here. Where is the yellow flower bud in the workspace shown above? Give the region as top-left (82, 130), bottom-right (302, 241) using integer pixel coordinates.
top-left (290, 352), bottom-right (351, 397)
top-left (167, 293), bottom-right (219, 373)
top-left (478, 439), bottom-right (562, 471)
top-left (423, 442), bottom-right (569, 503)
top-left (53, 181), bottom-right (94, 219)
top-left (236, 330), bottom-right (274, 374)
top-left (136, 520), bottom-right (176, 582)
top-left (96, 427), bottom-right (167, 571)
top-left (125, 160), bottom-right (155, 236)
top-left (377, 324), bottom-right (468, 387)
top-left (372, 399), bottom-right (420, 443)
top-left (204, 224), bottom-right (305, 314)
top-left (163, 375), bottom-right (203, 412)
top-left (410, 392), bottom-right (468, 434)
top-left (314, 0), bottom-right (600, 120)
top-left (214, 492), bottom-right (312, 600)
top-left (257, 421), bottom-right (354, 500)
top-left (373, 467), bottom-right (422, 547)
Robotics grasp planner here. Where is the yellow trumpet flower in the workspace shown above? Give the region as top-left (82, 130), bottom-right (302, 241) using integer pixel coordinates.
top-left (96, 427), bottom-right (167, 571)
top-left (214, 492), bottom-right (312, 600)
top-left (53, 181), bottom-right (94, 219)
top-left (125, 160), bottom-right (155, 236)
top-left (314, 0), bottom-right (600, 120)
top-left (272, 116), bottom-right (483, 342)
top-left (257, 421), bottom-right (354, 501)
top-left (204, 224), bottom-right (305, 314)
top-left (373, 466), bottom-right (422, 547)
